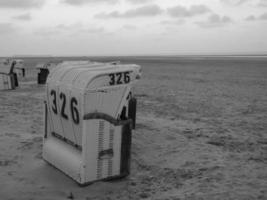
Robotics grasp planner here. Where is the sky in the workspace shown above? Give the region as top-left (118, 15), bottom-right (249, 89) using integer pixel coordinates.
top-left (0, 0), bottom-right (266, 56)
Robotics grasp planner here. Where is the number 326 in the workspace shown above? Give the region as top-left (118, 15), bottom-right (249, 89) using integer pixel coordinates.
top-left (50, 90), bottom-right (80, 124)
top-left (109, 72), bottom-right (130, 85)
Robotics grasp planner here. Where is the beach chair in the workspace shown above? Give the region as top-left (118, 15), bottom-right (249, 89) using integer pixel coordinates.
top-left (43, 62), bottom-right (141, 185)
top-left (0, 61), bottom-right (18, 90)
top-left (36, 62), bottom-right (57, 84)
top-left (14, 59), bottom-right (25, 77)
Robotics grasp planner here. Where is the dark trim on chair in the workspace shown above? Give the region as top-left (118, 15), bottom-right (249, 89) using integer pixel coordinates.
top-left (83, 112), bottom-right (132, 126)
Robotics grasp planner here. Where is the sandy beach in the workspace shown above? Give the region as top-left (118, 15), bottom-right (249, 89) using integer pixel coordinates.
top-left (0, 56), bottom-right (267, 200)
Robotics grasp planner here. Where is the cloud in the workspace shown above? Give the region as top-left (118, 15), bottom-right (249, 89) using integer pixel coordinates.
top-left (126, 0), bottom-right (153, 4)
top-left (258, 0), bottom-right (267, 7)
top-left (12, 13), bottom-right (31, 20)
top-left (259, 12), bottom-right (267, 20)
top-left (35, 23), bottom-right (105, 37)
top-left (55, 23), bottom-right (83, 31)
top-left (62, 0), bottom-right (117, 6)
top-left (80, 27), bottom-right (105, 34)
top-left (56, 23), bottom-right (105, 34)
top-left (122, 24), bottom-right (137, 30)
top-left (245, 12), bottom-right (267, 21)
top-left (0, 0), bottom-right (45, 9)
top-left (220, 0), bottom-right (249, 6)
top-left (95, 4), bottom-right (163, 18)
top-left (245, 15), bottom-right (256, 21)
top-left (160, 19), bottom-right (185, 26)
top-left (0, 23), bottom-right (16, 34)
top-left (34, 28), bottom-right (59, 37)
top-left (167, 5), bottom-right (211, 18)
top-left (196, 14), bottom-right (232, 28)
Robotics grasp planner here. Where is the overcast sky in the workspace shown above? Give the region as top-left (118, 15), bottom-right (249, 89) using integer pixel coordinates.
top-left (0, 0), bottom-right (266, 56)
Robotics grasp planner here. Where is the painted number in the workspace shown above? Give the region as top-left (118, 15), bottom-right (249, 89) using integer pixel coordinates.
top-left (124, 72), bottom-right (130, 83)
top-left (109, 72), bottom-right (130, 85)
top-left (109, 74), bottom-right (115, 85)
top-left (70, 97), bottom-right (79, 124)
top-left (60, 93), bottom-right (68, 120)
top-left (50, 90), bottom-right (79, 124)
top-left (50, 90), bottom-right (57, 114)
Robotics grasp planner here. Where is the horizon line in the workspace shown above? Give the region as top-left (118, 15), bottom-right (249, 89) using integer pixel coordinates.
top-left (1, 53), bottom-right (267, 58)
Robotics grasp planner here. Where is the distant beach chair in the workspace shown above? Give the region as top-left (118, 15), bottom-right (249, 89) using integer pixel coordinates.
top-left (13, 59), bottom-right (25, 77)
top-left (0, 60), bottom-right (19, 90)
top-left (36, 62), bottom-right (57, 84)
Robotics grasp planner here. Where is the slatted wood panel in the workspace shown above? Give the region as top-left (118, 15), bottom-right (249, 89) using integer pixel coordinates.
top-left (0, 74), bottom-right (12, 90)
